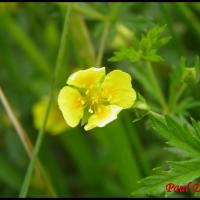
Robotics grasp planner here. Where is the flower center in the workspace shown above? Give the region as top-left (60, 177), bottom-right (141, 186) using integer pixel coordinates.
top-left (85, 86), bottom-right (102, 114)
top-left (77, 84), bottom-right (110, 117)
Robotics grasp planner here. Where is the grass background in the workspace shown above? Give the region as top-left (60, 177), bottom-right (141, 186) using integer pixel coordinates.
top-left (0, 2), bottom-right (200, 197)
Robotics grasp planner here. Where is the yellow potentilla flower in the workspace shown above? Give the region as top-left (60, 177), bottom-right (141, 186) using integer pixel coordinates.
top-left (32, 97), bottom-right (68, 135)
top-left (58, 67), bottom-right (136, 131)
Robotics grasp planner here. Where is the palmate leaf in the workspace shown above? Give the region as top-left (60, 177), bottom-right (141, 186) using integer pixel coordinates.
top-left (150, 114), bottom-right (200, 158)
top-left (132, 114), bottom-right (200, 197)
top-left (132, 159), bottom-right (200, 197)
top-left (109, 24), bottom-right (171, 63)
top-left (139, 24), bottom-right (171, 51)
top-left (108, 47), bottom-right (141, 63)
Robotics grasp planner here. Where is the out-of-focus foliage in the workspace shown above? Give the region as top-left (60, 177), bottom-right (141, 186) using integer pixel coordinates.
top-left (32, 97), bottom-right (68, 134)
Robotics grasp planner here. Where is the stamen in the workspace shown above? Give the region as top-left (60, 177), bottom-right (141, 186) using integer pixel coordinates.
top-left (89, 108), bottom-right (93, 113)
top-left (81, 100), bottom-right (85, 105)
top-left (86, 89), bottom-right (89, 95)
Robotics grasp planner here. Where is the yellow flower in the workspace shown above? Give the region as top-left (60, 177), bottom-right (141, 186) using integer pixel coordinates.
top-left (58, 67), bottom-right (136, 131)
top-left (32, 97), bottom-right (68, 135)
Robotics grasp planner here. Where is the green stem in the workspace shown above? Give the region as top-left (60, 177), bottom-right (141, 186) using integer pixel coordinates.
top-left (0, 87), bottom-right (32, 158)
top-left (96, 21), bottom-right (110, 67)
top-left (71, 3), bottom-right (105, 21)
top-left (159, 4), bottom-right (185, 56)
top-left (70, 12), bottom-right (96, 67)
top-left (95, 4), bottom-right (122, 67)
top-left (0, 87), bottom-right (57, 197)
top-left (19, 6), bottom-right (71, 197)
top-left (122, 112), bottom-right (150, 176)
top-left (37, 163), bottom-right (58, 197)
top-left (168, 83), bottom-right (187, 113)
top-left (175, 3), bottom-right (200, 44)
top-left (146, 62), bottom-right (167, 113)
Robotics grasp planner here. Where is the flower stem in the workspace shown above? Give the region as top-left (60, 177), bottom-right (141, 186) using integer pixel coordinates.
top-left (70, 11), bottom-right (96, 67)
top-left (19, 6), bottom-right (71, 197)
top-left (175, 3), bottom-right (200, 44)
top-left (168, 83), bottom-right (187, 113)
top-left (146, 61), bottom-right (168, 113)
top-left (0, 87), bottom-right (32, 157)
top-left (0, 86), bottom-right (57, 197)
top-left (72, 4), bottom-right (105, 21)
top-left (159, 4), bottom-right (185, 56)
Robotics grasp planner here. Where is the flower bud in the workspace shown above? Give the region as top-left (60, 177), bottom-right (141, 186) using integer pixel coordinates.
top-left (182, 67), bottom-right (197, 85)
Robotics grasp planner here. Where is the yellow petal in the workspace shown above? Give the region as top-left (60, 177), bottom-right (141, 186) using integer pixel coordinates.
top-left (58, 86), bottom-right (84, 127)
top-left (84, 105), bottom-right (122, 131)
top-left (67, 67), bottom-right (105, 89)
top-left (101, 70), bottom-right (136, 109)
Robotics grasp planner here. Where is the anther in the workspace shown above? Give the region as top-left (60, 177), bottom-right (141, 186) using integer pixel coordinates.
top-left (81, 100), bottom-right (85, 105)
top-left (86, 89), bottom-right (89, 95)
top-left (89, 108), bottom-right (93, 113)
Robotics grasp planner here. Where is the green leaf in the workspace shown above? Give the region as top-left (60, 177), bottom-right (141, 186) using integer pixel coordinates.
top-left (109, 24), bottom-right (171, 63)
top-left (191, 118), bottom-right (200, 137)
top-left (108, 47), bottom-right (141, 63)
top-left (150, 115), bottom-right (200, 158)
top-left (132, 114), bottom-right (200, 197)
top-left (142, 49), bottom-right (163, 62)
top-left (139, 24), bottom-right (169, 49)
top-left (132, 159), bottom-right (200, 197)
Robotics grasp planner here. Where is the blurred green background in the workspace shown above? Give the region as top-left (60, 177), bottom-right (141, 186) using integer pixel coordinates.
top-left (0, 2), bottom-right (200, 197)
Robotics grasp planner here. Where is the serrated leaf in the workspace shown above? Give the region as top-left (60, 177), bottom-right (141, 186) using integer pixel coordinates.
top-left (142, 49), bottom-right (164, 62)
top-left (108, 47), bottom-right (140, 63)
top-left (140, 24), bottom-right (170, 51)
top-left (164, 147), bottom-right (191, 158)
top-left (191, 118), bottom-right (200, 137)
top-left (150, 115), bottom-right (200, 158)
top-left (132, 159), bottom-right (200, 197)
top-left (109, 24), bottom-right (171, 64)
